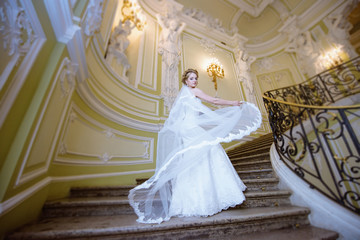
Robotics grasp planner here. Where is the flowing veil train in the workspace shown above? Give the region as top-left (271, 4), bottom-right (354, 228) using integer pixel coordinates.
top-left (128, 85), bottom-right (262, 223)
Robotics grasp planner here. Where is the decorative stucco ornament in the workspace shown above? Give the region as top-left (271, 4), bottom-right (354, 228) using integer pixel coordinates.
top-left (105, 19), bottom-right (133, 78)
top-left (0, 0), bottom-right (35, 57)
top-left (157, 0), bottom-right (186, 111)
top-left (83, 0), bottom-right (103, 37)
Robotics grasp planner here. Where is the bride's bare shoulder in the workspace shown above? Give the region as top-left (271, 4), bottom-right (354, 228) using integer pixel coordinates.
top-left (191, 88), bottom-right (204, 95)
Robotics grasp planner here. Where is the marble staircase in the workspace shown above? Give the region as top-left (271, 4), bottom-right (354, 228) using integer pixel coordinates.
top-left (6, 133), bottom-right (339, 239)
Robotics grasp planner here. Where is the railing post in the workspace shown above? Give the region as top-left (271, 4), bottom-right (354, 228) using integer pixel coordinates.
top-left (338, 109), bottom-right (360, 155)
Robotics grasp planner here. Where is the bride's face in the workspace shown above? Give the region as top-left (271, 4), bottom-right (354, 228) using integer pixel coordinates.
top-left (186, 73), bottom-right (198, 88)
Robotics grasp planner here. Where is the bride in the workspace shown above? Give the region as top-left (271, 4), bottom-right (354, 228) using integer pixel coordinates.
top-left (128, 69), bottom-right (262, 224)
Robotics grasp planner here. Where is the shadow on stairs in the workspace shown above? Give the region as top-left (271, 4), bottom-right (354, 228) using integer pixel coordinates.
top-left (6, 134), bottom-right (338, 240)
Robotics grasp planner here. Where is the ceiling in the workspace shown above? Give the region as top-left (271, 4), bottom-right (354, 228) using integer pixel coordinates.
top-left (175, 0), bottom-right (338, 44)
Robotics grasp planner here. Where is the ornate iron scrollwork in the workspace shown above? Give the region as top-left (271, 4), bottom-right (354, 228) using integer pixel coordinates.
top-left (263, 56), bottom-right (360, 214)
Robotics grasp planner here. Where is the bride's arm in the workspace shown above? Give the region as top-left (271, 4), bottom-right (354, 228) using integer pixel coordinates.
top-left (191, 88), bottom-right (243, 106)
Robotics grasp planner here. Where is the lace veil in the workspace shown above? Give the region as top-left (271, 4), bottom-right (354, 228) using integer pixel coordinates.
top-left (128, 85), bottom-right (262, 223)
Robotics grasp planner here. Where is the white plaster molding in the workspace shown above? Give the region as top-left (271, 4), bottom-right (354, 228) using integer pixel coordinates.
top-left (270, 144), bottom-right (360, 240)
top-left (138, 0), bottom-right (243, 49)
top-left (76, 81), bottom-right (162, 132)
top-left (15, 57), bottom-right (76, 186)
top-left (229, 9), bottom-right (242, 34)
top-left (44, 0), bottom-right (80, 44)
top-left (104, 128), bottom-right (115, 138)
top-left (102, 0), bottom-right (118, 51)
top-left (134, 22), bottom-right (159, 91)
top-left (0, 0), bottom-right (34, 57)
top-left (156, 1), bottom-right (186, 111)
top-left (271, 0), bottom-right (289, 21)
top-left (138, 0), bottom-right (350, 57)
top-left (227, 0), bottom-right (274, 18)
top-left (183, 7), bottom-right (229, 34)
top-left (44, 0), bottom-right (88, 82)
top-left (255, 57), bottom-right (277, 73)
top-left (87, 77), bottom-right (160, 118)
top-left (0, 0), bottom-right (46, 128)
top-left (83, 0), bottom-right (104, 37)
top-left (92, 37), bottom-right (161, 99)
top-left (55, 157), bottom-right (153, 165)
top-left (66, 29), bottom-right (89, 82)
top-left (60, 58), bottom-right (78, 97)
top-left (0, 168), bottom-right (155, 217)
top-left (200, 38), bottom-right (217, 55)
top-left (105, 19), bottom-right (132, 79)
top-left (0, 177), bottom-right (51, 217)
top-left (54, 103), bottom-right (155, 165)
top-left (134, 23), bottom-right (146, 88)
top-left (74, 39), bottom-right (166, 133)
top-left (297, 0), bottom-right (343, 31)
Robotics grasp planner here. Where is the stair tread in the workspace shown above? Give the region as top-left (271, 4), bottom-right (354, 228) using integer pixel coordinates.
top-left (237, 168), bottom-right (273, 173)
top-left (10, 206), bottom-right (310, 237)
top-left (231, 153), bottom-right (270, 160)
top-left (228, 145), bottom-right (271, 154)
top-left (45, 190), bottom-right (291, 207)
top-left (211, 226), bottom-right (338, 240)
top-left (233, 159), bottom-right (271, 166)
top-left (243, 178), bottom-right (278, 183)
top-left (67, 178), bottom-right (279, 194)
top-left (44, 196), bottom-right (130, 206)
top-left (71, 185), bottom-right (134, 191)
top-left (245, 190), bottom-right (291, 197)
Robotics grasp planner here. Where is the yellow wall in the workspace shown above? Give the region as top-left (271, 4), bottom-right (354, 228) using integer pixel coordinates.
top-left (0, 0), bottom-right (356, 237)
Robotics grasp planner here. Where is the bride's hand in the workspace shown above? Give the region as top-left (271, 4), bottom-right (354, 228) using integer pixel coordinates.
top-left (233, 101), bottom-right (243, 106)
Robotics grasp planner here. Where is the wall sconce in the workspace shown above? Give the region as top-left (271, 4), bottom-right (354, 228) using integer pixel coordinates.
top-left (206, 58), bottom-right (224, 95)
top-left (318, 47), bottom-right (344, 69)
top-left (121, 0), bottom-right (146, 31)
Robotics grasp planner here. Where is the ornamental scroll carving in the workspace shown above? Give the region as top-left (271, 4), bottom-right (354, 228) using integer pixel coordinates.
top-left (0, 0), bottom-right (35, 57)
top-left (183, 8), bottom-right (232, 34)
top-left (60, 58), bottom-right (78, 97)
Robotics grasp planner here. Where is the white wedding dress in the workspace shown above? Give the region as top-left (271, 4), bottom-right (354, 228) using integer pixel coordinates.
top-left (129, 85), bottom-right (262, 223)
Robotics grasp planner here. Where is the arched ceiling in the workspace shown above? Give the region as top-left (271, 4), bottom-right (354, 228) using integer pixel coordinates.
top-left (175, 0), bottom-right (320, 44)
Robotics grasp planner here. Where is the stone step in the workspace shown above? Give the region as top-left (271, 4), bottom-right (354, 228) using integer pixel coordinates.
top-left (215, 225), bottom-right (339, 240)
top-left (70, 185), bottom-right (132, 198)
top-left (237, 168), bottom-right (275, 179)
top-left (41, 190), bottom-right (291, 218)
top-left (241, 190), bottom-right (291, 208)
top-left (227, 135), bottom-right (273, 151)
top-left (227, 145), bottom-right (272, 157)
top-left (136, 168), bottom-right (276, 185)
top-left (41, 196), bottom-right (134, 218)
top-left (233, 159), bottom-right (272, 171)
top-left (231, 152), bottom-right (270, 163)
top-left (243, 178), bottom-right (279, 191)
top-left (66, 178), bottom-right (279, 199)
top-left (7, 207), bottom-right (311, 240)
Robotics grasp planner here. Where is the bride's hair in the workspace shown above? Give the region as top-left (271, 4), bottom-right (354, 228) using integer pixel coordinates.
top-left (181, 69), bottom-right (198, 84)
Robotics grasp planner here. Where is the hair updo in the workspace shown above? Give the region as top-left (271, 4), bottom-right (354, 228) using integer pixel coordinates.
top-left (181, 69), bottom-right (198, 84)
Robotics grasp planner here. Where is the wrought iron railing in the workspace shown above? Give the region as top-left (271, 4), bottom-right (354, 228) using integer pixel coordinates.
top-left (263, 57), bottom-right (360, 214)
